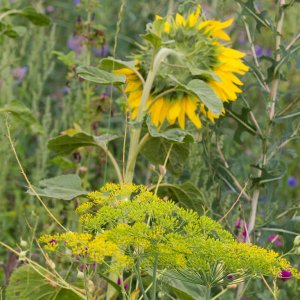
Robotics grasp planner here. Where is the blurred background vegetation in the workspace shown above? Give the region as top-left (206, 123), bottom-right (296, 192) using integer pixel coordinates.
top-left (0, 0), bottom-right (299, 299)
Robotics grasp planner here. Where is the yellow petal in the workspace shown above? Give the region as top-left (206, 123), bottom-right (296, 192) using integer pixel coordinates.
top-left (164, 21), bottom-right (171, 33)
top-left (168, 101), bottom-right (182, 120)
top-left (211, 29), bottom-right (231, 41)
top-left (186, 99), bottom-right (202, 128)
top-left (218, 18), bottom-right (234, 29)
top-left (221, 47), bottom-right (246, 59)
top-left (113, 68), bottom-right (134, 75)
top-left (155, 15), bottom-right (162, 20)
top-left (175, 13), bottom-right (186, 26)
top-left (178, 99), bottom-right (186, 129)
top-left (150, 99), bottom-right (164, 126)
top-left (125, 80), bottom-right (142, 92)
top-left (188, 5), bottom-right (201, 27)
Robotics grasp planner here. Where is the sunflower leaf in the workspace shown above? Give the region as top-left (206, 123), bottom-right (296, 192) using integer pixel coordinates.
top-left (141, 136), bottom-right (192, 176)
top-left (157, 182), bottom-right (205, 214)
top-left (28, 174), bottom-right (88, 200)
top-left (99, 57), bottom-right (136, 71)
top-left (48, 131), bottom-right (119, 155)
top-left (146, 117), bottom-right (194, 143)
top-left (76, 65), bottom-right (125, 85)
top-left (186, 79), bottom-right (223, 115)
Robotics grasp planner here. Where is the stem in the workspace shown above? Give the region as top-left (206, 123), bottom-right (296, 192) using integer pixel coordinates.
top-left (211, 288), bottom-right (228, 300)
top-left (124, 48), bottom-right (176, 183)
top-left (151, 256), bottom-right (158, 300)
top-left (98, 145), bottom-right (123, 183)
top-left (167, 0), bottom-right (174, 21)
top-left (0, 241), bottom-right (86, 298)
top-left (154, 145), bottom-right (173, 195)
top-left (84, 265), bottom-right (90, 300)
top-left (124, 69), bottom-right (156, 183)
top-left (0, 9), bottom-right (19, 22)
top-left (5, 117), bottom-right (67, 231)
top-left (247, 0), bottom-right (285, 240)
top-left (85, 12), bottom-right (92, 130)
top-left (206, 286), bottom-right (211, 300)
top-left (269, 0), bottom-right (285, 121)
top-left (135, 259), bottom-right (149, 300)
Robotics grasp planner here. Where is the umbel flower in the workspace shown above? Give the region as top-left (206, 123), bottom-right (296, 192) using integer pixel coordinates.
top-left (115, 5), bottom-right (249, 129)
top-left (40, 184), bottom-right (300, 286)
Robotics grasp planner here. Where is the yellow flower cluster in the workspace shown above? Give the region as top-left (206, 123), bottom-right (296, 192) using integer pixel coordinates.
top-left (40, 183), bottom-right (299, 284)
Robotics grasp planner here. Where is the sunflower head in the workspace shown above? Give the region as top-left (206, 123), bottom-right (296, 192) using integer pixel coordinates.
top-left (116, 5), bottom-right (249, 129)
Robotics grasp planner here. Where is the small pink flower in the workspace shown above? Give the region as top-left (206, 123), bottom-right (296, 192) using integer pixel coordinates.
top-left (117, 277), bottom-right (129, 290)
top-left (280, 269), bottom-right (292, 281)
top-left (268, 234), bottom-right (283, 246)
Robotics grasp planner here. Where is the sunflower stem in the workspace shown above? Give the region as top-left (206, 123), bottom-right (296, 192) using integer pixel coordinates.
top-left (124, 68), bottom-right (155, 184)
top-left (124, 48), bottom-right (176, 183)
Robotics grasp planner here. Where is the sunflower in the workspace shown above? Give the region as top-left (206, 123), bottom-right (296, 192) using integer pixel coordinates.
top-left (115, 5), bottom-right (249, 129)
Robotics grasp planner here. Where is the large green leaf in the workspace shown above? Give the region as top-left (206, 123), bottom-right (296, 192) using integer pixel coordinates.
top-left (168, 76), bottom-right (223, 115)
top-left (157, 182), bottom-right (205, 214)
top-left (161, 274), bottom-right (207, 300)
top-left (6, 265), bottom-right (83, 300)
top-left (146, 117), bottom-right (194, 143)
top-left (0, 100), bottom-right (43, 133)
top-left (99, 57), bottom-right (136, 71)
top-left (48, 131), bottom-right (118, 155)
top-left (186, 79), bottom-right (223, 115)
top-left (21, 7), bottom-right (51, 26)
top-left (76, 65), bottom-right (125, 85)
top-left (29, 174), bottom-right (88, 200)
top-left (141, 136), bottom-right (192, 176)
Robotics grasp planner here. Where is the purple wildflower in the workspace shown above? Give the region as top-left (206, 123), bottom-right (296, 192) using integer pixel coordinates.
top-left (11, 66), bottom-right (28, 82)
top-left (235, 219), bottom-right (248, 242)
top-left (287, 176), bottom-right (297, 187)
top-left (67, 35), bottom-right (85, 54)
top-left (280, 269), bottom-right (292, 281)
top-left (242, 297), bottom-right (249, 300)
top-left (49, 239), bottom-right (58, 246)
top-left (117, 277), bottom-right (129, 290)
top-left (265, 49), bottom-right (272, 56)
top-left (93, 45), bottom-right (109, 57)
top-left (268, 234), bottom-right (283, 247)
top-left (255, 45), bottom-right (264, 57)
top-left (74, 0), bottom-right (81, 4)
top-left (260, 195), bottom-right (267, 202)
top-left (235, 219), bottom-right (242, 229)
top-left (46, 5), bottom-right (55, 13)
top-left (227, 274), bottom-right (234, 280)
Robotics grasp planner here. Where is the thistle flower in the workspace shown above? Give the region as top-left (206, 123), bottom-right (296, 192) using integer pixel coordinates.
top-left (116, 5), bottom-right (248, 129)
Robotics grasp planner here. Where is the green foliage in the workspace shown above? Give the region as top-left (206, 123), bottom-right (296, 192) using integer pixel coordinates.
top-left (0, 100), bottom-right (43, 133)
top-left (48, 131), bottom-right (119, 156)
top-left (29, 174), bottom-right (88, 200)
top-left (6, 265), bottom-right (82, 300)
top-left (76, 65), bottom-right (126, 85)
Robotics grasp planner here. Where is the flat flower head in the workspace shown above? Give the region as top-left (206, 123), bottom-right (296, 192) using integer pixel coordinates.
top-left (119, 5), bottom-right (248, 129)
